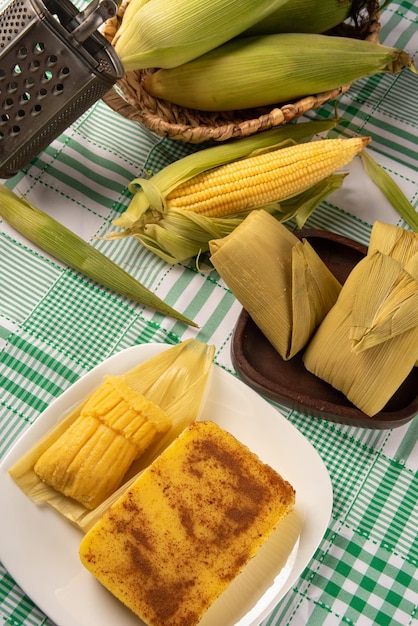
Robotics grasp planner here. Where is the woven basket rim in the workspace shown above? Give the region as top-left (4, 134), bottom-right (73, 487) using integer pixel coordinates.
top-left (102, 0), bottom-right (381, 143)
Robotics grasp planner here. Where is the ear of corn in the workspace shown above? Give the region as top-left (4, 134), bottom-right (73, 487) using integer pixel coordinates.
top-left (120, 175), bottom-right (345, 265)
top-left (113, 0), bottom-right (290, 70)
top-left (303, 222), bottom-right (418, 416)
top-left (144, 33), bottom-right (416, 112)
top-left (241, 0), bottom-right (354, 35)
top-left (0, 185), bottom-right (196, 326)
top-left (109, 130), bottom-right (368, 264)
top-left (114, 118), bottom-right (340, 230)
top-left (209, 210), bottom-right (341, 360)
top-left (165, 137), bottom-right (369, 217)
top-left (9, 339), bottom-right (215, 528)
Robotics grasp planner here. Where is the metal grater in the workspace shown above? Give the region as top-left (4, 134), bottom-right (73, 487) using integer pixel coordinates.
top-left (0, 0), bottom-right (124, 178)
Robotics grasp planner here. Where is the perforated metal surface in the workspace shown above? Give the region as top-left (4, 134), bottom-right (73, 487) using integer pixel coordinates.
top-left (0, 0), bottom-right (123, 177)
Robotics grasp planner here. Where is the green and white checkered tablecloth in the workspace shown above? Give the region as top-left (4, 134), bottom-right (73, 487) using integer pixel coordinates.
top-left (1, 1), bottom-right (417, 625)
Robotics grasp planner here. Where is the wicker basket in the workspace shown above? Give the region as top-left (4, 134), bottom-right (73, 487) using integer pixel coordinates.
top-left (101, 0), bottom-right (381, 143)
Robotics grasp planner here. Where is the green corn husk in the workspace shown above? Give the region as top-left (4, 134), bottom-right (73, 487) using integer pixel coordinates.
top-left (360, 150), bottom-right (418, 232)
top-left (113, 0), bottom-right (290, 71)
top-left (303, 222), bottom-right (418, 416)
top-left (144, 33), bottom-right (416, 112)
top-left (0, 185), bottom-right (195, 326)
top-left (209, 210), bottom-right (342, 360)
top-left (242, 0), bottom-right (354, 35)
top-left (243, 0), bottom-right (395, 36)
top-left (108, 120), bottom-right (351, 264)
top-left (9, 339), bottom-right (215, 530)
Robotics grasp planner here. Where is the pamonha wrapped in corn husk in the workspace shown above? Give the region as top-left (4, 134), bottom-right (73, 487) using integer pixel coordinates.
top-left (209, 210), bottom-right (342, 360)
top-left (303, 222), bottom-right (418, 416)
top-left (9, 340), bottom-right (215, 530)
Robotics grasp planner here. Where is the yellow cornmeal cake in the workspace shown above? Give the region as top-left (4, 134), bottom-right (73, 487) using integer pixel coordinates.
top-left (34, 376), bottom-right (171, 509)
top-left (79, 420), bottom-right (295, 626)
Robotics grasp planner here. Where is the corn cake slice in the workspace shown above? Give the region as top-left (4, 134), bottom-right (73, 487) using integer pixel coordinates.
top-left (79, 420), bottom-right (295, 626)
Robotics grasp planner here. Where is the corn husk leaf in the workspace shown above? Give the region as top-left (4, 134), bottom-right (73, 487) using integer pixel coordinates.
top-left (9, 339), bottom-right (215, 530)
top-left (0, 185), bottom-right (196, 326)
top-left (368, 220), bottom-right (418, 261)
top-left (291, 239), bottom-right (342, 357)
top-left (276, 173), bottom-right (346, 228)
top-left (209, 210), bottom-right (341, 360)
top-left (350, 223), bottom-right (418, 351)
top-left (360, 150), bottom-right (418, 232)
top-left (350, 251), bottom-right (418, 351)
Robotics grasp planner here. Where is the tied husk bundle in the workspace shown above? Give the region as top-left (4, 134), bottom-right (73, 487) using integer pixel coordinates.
top-left (303, 222), bottom-right (418, 416)
top-left (9, 339), bottom-right (215, 531)
top-left (209, 210), bottom-right (342, 360)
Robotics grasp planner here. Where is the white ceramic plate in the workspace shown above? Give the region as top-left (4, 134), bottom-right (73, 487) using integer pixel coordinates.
top-left (0, 343), bottom-right (332, 626)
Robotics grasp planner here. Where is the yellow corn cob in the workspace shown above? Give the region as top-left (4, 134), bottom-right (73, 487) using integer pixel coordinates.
top-left (145, 33), bottom-right (416, 111)
top-left (209, 210), bottom-right (341, 360)
top-left (113, 0), bottom-right (290, 71)
top-left (166, 137), bottom-right (370, 218)
top-left (242, 0), bottom-right (353, 35)
top-left (109, 120), bottom-right (346, 264)
top-left (34, 376), bottom-right (170, 509)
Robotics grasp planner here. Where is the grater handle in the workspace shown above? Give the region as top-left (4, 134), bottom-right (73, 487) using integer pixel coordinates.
top-left (70, 0), bottom-right (119, 43)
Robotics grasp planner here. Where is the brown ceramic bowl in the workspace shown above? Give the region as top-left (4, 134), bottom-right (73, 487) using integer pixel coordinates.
top-left (231, 229), bottom-right (418, 429)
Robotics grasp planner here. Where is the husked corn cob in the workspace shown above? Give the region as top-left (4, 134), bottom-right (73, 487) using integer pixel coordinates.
top-left (145, 33), bottom-right (416, 111)
top-left (166, 137), bottom-right (370, 217)
top-left (113, 0), bottom-right (290, 71)
top-left (242, 0), bottom-right (354, 35)
top-left (34, 376), bottom-right (170, 509)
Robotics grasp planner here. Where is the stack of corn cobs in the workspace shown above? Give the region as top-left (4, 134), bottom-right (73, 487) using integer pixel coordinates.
top-left (108, 0), bottom-right (417, 264)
